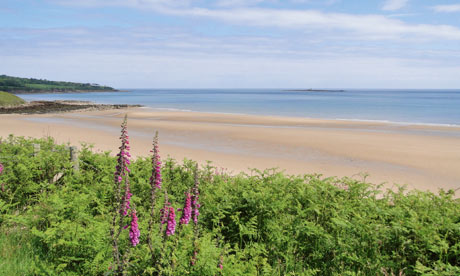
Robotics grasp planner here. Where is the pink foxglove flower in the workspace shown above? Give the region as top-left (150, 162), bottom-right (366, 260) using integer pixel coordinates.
top-left (122, 188), bottom-right (133, 216)
top-left (150, 133), bottom-right (162, 189)
top-left (191, 250), bottom-right (198, 266)
top-left (192, 179), bottom-right (200, 225)
top-left (129, 210), bottom-right (140, 246)
top-left (191, 167), bottom-right (200, 266)
top-left (179, 192), bottom-right (192, 225)
top-left (110, 116), bottom-right (139, 274)
top-left (114, 117), bottom-right (132, 216)
top-left (219, 256), bottom-right (224, 270)
top-left (147, 133), bottom-right (162, 254)
top-left (166, 207), bottom-right (176, 236)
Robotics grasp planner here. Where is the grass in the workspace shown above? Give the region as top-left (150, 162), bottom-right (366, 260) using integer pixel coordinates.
top-left (0, 91), bottom-right (26, 106)
top-left (0, 228), bottom-right (35, 275)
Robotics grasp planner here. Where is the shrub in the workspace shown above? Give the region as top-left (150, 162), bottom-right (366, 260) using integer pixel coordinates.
top-left (0, 134), bottom-right (459, 275)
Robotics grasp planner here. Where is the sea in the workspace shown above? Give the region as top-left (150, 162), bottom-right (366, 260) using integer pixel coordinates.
top-left (19, 89), bottom-right (460, 126)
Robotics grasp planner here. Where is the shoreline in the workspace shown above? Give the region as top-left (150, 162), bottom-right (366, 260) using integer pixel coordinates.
top-left (0, 100), bottom-right (142, 114)
top-left (143, 107), bottom-right (460, 129)
top-left (5, 101), bottom-right (460, 128)
top-left (1, 107), bottom-right (460, 193)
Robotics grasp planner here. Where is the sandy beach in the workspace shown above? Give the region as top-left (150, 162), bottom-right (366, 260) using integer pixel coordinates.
top-left (1, 107), bottom-right (459, 193)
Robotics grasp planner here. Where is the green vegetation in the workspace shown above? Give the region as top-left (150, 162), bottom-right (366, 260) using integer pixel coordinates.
top-left (0, 91), bottom-right (26, 106)
top-left (0, 135), bottom-right (459, 275)
top-left (0, 75), bottom-right (116, 93)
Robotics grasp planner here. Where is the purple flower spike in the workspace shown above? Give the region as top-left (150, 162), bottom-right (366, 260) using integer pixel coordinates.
top-left (219, 256), bottom-right (224, 270)
top-left (150, 133), bottom-right (162, 190)
top-left (180, 192), bottom-right (192, 225)
top-left (111, 116), bottom-right (139, 273)
top-left (129, 210), bottom-right (140, 246)
top-left (114, 117), bottom-right (130, 184)
top-left (114, 116), bottom-right (133, 217)
top-left (160, 207), bottom-right (169, 225)
top-left (122, 189), bottom-right (133, 216)
top-left (0, 163), bottom-right (3, 175)
top-left (191, 250), bottom-right (198, 266)
top-left (166, 207), bottom-right (176, 236)
top-left (192, 178), bottom-right (200, 225)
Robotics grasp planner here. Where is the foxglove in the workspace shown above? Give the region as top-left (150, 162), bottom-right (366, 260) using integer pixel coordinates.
top-left (166, 207), bottom-right (176, 236)
top-left (129, 210), bottom-right (140, 246)
top-left (179, 191), bottom-right (192, 225)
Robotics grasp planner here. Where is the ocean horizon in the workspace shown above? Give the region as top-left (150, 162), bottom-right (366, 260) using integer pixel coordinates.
top-left (19, 88), bottom-right (460, 126)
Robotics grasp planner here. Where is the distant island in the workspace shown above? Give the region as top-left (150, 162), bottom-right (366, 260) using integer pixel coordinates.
top-left (284, 89), bottom-right (345, 92)
top-left (0, 75), bottom-right (117, 94)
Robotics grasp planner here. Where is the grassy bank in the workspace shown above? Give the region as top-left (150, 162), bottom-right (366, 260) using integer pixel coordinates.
top-left (0, 91), bottom-right (25, 106)
top-left (0, 135), bottom-right (459, 275)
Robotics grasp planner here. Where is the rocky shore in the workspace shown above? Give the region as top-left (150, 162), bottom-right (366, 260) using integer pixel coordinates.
top-left (10, 89), bottom-right (120, 94)
top-left (0, 100), bottom-right (141, 114)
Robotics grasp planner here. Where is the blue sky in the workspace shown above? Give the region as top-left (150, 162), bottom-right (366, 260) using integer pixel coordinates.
top-left (1, 0), bottom-right (460, 88)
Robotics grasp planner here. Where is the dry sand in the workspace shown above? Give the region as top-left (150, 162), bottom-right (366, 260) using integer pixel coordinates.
top-left (1, 107), bottom-right (459, 193)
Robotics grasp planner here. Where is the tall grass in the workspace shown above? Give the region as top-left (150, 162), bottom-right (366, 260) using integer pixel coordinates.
top-left (0, 228), bottom-right (35, 275)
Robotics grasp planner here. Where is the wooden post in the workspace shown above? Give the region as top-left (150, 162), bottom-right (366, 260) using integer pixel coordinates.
top-left (69, 146), bottom-right (79, 173)
top-left (33, 144), bottom-right (40, 156)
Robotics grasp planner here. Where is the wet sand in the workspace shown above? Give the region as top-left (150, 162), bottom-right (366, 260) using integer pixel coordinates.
top-left (1, 107), bottom-right (459, 193)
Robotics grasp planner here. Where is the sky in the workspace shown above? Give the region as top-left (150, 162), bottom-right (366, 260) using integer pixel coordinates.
top-left (1, 0), bottom-right (460, 88)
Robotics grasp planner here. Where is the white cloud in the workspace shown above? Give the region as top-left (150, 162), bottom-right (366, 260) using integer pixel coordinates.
top-left (166, 8), bottom-right (460, 40)
top-left (50, 0), bottom-right (193, 9)
top-left (215, 0), bottom-right (266, 7)
top-left (50, 0), bottom-right (460, 41)
top-left (215, 0), bottom-right (318, 6)
top-left (433, 4), bottom-right (460, 13)
top-left (2, 51), bottom-right (460, 88)
top-left (2, 0), bottom-right (457, 89)
top-left (382, 0), bottom-right (409, 11)
top-left (4, 25), bottom-right (459, 64)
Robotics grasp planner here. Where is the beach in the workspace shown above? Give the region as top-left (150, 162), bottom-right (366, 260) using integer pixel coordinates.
top-left (1, 107), bottom-right (459, 193)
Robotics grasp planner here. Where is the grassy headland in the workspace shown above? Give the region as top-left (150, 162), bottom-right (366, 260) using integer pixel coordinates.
top-left (0, 91), bottom-right (26, 106)
top-left (0, 75), bottom-right (117, 93)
